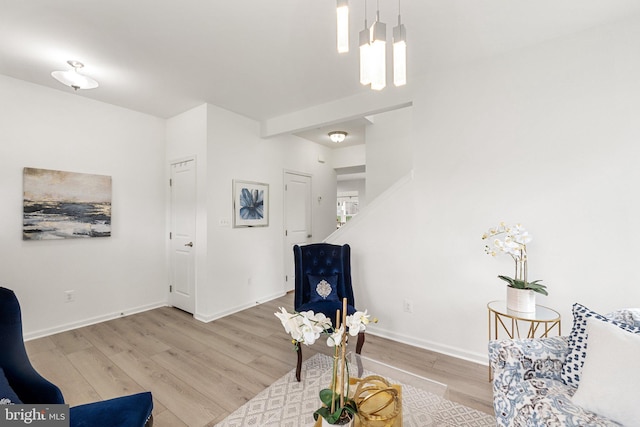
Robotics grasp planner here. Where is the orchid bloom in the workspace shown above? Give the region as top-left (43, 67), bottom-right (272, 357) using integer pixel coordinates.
top-left (345, 310), bottom-right (370, 336)
top-left (299, 311), bottom-right (325, 345)
top-left (276, 307), bottom-right (374, 349)
top-left (327, 325), bottom-right (345, 347)
top-left (275, 307), bottom-right (304, 342)
top-left (311, 312), bottom-right (332, 331)
top-left (482, 222), bottom-right (531, 262)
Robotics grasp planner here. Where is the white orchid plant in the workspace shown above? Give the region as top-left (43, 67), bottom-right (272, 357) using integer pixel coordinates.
top-left (275, 302), bottom-right (375, 425)
top-left (482, 222), bottom-right (548, 295)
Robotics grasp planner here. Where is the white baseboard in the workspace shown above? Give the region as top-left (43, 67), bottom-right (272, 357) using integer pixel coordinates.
top-left (194, 291), bottom-right (286, 323)
top-left (368, 326), bottom-right (489, 367)
top-left (24, 300), bottom-right (168, 341)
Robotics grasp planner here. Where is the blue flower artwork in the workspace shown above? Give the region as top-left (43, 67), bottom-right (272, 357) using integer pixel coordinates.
top-left (233, 180), bottom-right (269, 227)
top-left (239, 188), bottom-right (264, 220)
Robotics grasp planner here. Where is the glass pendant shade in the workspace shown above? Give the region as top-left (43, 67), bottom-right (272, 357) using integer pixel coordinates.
top-left (393, 21), bottom-right (407, 86)
top-left (369, 19), bottom-right (386, 91)
top-left (359, 27), bottom-right (371, 85)
top-left (336, 0), bottom-right (349, 53)
top-left (335, 0), bottom-right (406, 90)
top-left (51, 61), bottom-right (99, 91)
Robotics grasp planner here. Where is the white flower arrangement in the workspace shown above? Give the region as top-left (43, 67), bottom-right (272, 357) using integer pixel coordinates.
top-left (275, 302), bottom-right (375, 425)
top-left (482, 222), bottom-right (548, 295)
top-left (274, 307), bottom-right (372, 349)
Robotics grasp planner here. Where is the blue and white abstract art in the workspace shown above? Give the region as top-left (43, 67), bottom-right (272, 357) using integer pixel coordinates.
top-left (233, 180), bottom-right (269, 227)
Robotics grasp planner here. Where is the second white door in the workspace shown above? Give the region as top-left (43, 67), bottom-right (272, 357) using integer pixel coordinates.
top-left (283, 172), bottom-right (312, 292)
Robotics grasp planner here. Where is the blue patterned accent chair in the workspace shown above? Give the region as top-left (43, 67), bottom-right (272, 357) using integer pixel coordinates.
top-left (293, 243), bottom-right (365, 381)
top-left (489, 305), bottom-right (640, 427)
top-left (0, 287), bottom-right (154, 427)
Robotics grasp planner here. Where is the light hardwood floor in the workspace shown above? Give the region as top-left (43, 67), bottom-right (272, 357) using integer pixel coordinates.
top-left (25, 293), bottom-right (493, 427)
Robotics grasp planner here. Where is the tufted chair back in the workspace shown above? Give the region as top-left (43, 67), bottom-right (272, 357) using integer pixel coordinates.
top-left (293, 243), bottom-right (355, 316)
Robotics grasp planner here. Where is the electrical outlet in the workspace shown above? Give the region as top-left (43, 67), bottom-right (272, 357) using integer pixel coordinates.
top-left (218, 218), bottom-right (231, 227)
top-left (64, 290), bottom-right (75, 303)
top-left (403, 298), bottom-right (413, 313)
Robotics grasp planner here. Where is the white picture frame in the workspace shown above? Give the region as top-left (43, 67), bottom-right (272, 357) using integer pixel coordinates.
top-left (232, 180), bottom-right (269, 228)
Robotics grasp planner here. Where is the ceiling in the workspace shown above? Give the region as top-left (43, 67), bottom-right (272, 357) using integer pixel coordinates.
top-left (294, 117), bottom-right (371, 148)
top-left (2, 0), bottom-right (640, 129)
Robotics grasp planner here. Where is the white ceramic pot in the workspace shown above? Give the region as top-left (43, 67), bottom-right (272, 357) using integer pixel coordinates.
top-left (506, 286), bottom-right (536, 313)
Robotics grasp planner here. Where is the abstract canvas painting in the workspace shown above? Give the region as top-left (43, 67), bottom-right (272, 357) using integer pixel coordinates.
top-left (232, 180), bottom-right (269, 227)
top-left (23, 167), bottom-right (112, 240)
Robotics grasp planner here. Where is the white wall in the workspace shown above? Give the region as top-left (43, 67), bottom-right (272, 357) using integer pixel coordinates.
top-left (331, 15), bottom-right (640, 364)
top-left (166, 104), bottom-right (337, 321)
top-left (166, 104), bottom-right (209, 315)
top-left (0, 75), bottom-right (167, 339)
top-left (332, 145), bottom-right (366, 170)
top-left (366, 107), bottom-right (413, 200)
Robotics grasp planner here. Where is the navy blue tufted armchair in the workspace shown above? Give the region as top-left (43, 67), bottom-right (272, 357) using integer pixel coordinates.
top-left (293, 243), bottom-right (365, 381)
top-left (0, 287), bottom-right (153, 427)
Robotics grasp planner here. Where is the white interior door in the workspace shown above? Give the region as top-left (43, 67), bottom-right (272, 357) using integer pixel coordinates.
top-left (284, 172), bottom-right (312, 292)
top-left (169, 159), bottom-right (196, 313)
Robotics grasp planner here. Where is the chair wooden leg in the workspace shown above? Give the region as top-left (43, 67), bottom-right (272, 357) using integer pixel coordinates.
top-left (356, 331), bottom-right (365, 354)
top-left (296, 344), bottom-right (302, 382)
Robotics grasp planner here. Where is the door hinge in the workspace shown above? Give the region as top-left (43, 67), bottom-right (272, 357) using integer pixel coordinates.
top-left (285, 275), bottom-right (288, 282)
top-left (285, 184), bottom-right (287, 191)
top-left (169, 178), bottom-right (172, 187)
top-left (285, 230), bottom-right (288, 236)
top-left (169, 232), bottom-right (172, 239)
top-left (169, 285), bottom-right (173, 292)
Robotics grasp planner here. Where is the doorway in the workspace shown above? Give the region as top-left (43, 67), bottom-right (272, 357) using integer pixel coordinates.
top-left (283, 171), bottom-right (312, 292)
top-left (169, 158), bottom-right (197, 313)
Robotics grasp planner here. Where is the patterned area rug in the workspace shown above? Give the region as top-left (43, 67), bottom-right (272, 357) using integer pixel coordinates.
top-left (214, 354), bottom-right (495, 427)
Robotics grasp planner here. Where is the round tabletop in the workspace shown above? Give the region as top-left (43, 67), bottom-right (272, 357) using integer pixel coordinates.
top-left (487, 300), bottom-right (560, 322)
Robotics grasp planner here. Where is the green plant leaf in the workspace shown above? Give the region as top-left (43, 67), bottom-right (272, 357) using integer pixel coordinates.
top-left (498, 276), bottom-right (549, 295)
top-left (314, 390), bottom-right (357, 424)
top-left (497, 275), bottom-right (516, 286)
top-left (318, 389), bottom-right (335, 407)
top-left (526, 283), bottom-right (548, 296)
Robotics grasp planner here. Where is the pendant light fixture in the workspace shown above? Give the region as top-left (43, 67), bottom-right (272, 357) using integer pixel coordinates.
top-left (337, 0), bottom-right (349, 53)
top-left (51, 60), bottom-right (99, 91)
top-left (337, 0), bottom-right (406, 90)
top-left (359, 0), bottom-right (371, 85)
top-left (369, 1), bottom-right (386, 91)
top-left (393, 0), bottom-right (407, 87)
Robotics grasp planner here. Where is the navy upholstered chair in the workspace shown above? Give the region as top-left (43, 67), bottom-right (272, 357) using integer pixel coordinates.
top-left (293, 243), bottom-right (365, 381)
top-left (0, 287), bottom-right (153, 427)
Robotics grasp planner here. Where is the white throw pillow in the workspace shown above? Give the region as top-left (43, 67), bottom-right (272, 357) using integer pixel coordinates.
top-left (571, 317), bottom-right (640, 426)
top-left (562, 303), bottom-right (640, 387)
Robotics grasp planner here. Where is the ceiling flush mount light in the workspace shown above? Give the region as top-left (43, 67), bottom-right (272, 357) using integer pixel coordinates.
top-left (328, 131), bottom-right (348, 143)
top-left (51, 60), bottom-right (99, 91)
top-left (337, 0), bottom-right (349, 53)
